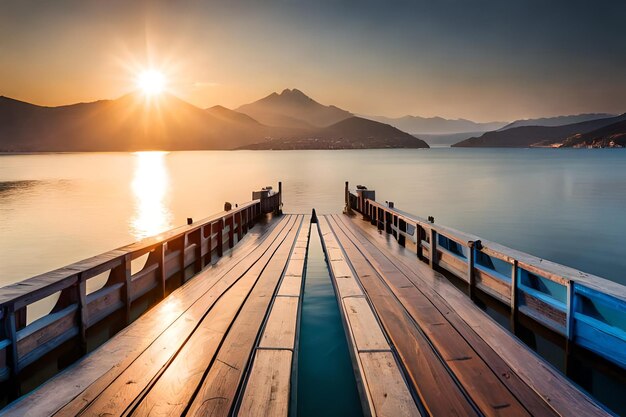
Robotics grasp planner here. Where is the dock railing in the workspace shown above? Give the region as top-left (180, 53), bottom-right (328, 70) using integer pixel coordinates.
top-left (346, 182), bottom-right (626, 369)
top-left (0, 184), bottom-right (282, 383)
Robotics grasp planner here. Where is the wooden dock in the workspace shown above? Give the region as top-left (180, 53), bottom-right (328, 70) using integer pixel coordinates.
top-left (0, 182), bottom-right (624, 416)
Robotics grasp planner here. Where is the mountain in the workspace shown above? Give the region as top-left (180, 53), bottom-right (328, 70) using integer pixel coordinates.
top-left (241, 117), bottom-right (429, 150)
top-left (452, 114), bottom-right (626, 148)
top-left (0, 92), bottom-right (427, 152)
top-left (236, 88), bottom-right (352, 128)
top-left (363, 114), bottom-right (507, 135)
top-left (0, 93), bottom-right (276, 151)
top-left (498, 113), bottom-right (617, 131)
top-left (558, 120), bottom-right (626, 148)
top-left (205, 105), bottom-right (260, 125)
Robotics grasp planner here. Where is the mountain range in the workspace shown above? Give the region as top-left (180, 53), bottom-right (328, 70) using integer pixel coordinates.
top-left (363, 114), bottom-right (506, 135)
top-left (452, 114), bottom-right (626, 148)
top-left (1, 88), bottom-right (623, 151)
top-left (0, 89), bottom-right (428, 151)
top-left (497, 113), bottom-right (617, 131)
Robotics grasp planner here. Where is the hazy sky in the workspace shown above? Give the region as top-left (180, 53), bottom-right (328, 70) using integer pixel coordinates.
top-left (1, 0), bottom-right (625, 121)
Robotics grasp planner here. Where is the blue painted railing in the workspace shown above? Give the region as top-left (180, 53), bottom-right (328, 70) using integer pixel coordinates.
top-left (347, 185), bottom-right (626, 369)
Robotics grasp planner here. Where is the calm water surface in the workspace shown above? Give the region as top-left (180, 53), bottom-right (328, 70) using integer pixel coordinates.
top-left (2, 148), bottom-right (625, 287)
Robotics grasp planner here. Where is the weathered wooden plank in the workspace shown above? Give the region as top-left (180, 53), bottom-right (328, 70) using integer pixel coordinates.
top-left (259, 296), bottom-right (299, 350)
top-left (326, 215), bottom-right (492, 417)
top-left (343, 297), bottom-right (388, 352)
top-left (16, 305), bottom-right (79, 369)
top-left (237, 349), bottom-right (292, 417)
top-left (359, 352), bottom-right (421, 417)
top-left (340, 214), bottom-right (610, 417)
top-left (318, 216), bottom-right (422, 417)
top-left (181, 217), bottom-right (303, 417)
top-left (60, 216), bottom-right (300, 417)
top-left (85, 283), bottom-right (124, 327)
top-left (0, 216), bottom-right (287, 417)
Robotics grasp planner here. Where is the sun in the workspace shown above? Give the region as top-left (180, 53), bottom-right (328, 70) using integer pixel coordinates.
top-left (136, 70), bottom-right (166, 96)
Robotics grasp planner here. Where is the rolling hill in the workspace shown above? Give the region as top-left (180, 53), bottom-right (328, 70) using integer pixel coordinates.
top-left (241, 117), bottom-right (429, 149)
top-left (236, 88), bottom-right (352, 128)
top-left (452, 114), bottom-right (626, 148)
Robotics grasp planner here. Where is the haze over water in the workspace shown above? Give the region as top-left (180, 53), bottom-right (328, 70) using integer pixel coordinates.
top-left (2, 148), bottom-right (625, 288)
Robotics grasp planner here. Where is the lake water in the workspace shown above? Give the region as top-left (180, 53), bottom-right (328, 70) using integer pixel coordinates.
top-left (2, 148), bottom-right (625, 288)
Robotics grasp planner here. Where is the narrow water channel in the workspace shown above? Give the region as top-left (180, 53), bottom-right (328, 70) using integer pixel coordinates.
top-left (296, 222), bottom-right (363, 417)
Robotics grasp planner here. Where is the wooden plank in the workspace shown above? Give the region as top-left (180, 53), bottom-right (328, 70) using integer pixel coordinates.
top-left (258, 296), bottom-right (299, 350)
top-left (340, 214), bottom-right (610, 417)
top-left (0, 216), bottom-right (288, 417)
top-left (332, 216), bottom-right (546, 416)
top-left (343, 297), bottom-right (388, 351)
top-left (16, 305), bottom-right (78, 359)
top-left (318, 217), bottom-right (422, 417)
top-left (181, 217), bottom-right (303, 417)
top-left (237, 350), bottom-right (292, 417)
top-left (331, 214), bottom-right (512, 415)
top-left (359, 352), bottom-right (421, 417)
top-left (59, 216), bottom-right (301, 417)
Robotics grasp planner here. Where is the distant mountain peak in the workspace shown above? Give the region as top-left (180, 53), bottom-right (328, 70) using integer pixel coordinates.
top-left (236, 88), bottom-right (352, 128)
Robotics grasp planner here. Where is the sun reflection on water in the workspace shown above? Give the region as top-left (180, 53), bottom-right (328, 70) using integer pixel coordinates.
top-left (131, 151), bottom-right (173, 239)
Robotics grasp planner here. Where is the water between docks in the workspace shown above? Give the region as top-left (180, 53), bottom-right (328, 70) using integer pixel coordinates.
top-left (296, 223), bottom-right (363, 416)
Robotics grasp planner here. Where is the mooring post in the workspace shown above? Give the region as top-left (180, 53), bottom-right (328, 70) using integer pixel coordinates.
top-left (344, 181), bottom-right (352, 214)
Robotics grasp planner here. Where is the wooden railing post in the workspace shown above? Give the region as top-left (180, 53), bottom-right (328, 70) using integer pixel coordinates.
top-left (429, 228), bottom-right (438, 268)
top-left (158, 243), bottom-right (166, 298)
top-left (122, 254), bottom-right (132, 324)
top-left (416, 224), bottom-right (423, 259)
top-left (6, 308), bottom-right (19, 380)
top-left (236, 211), bottom-right (243, 242)
top-left (181, 233), bottom-right (189, 282)
top-left (398, 218), bottom-right (406, 247)
top-left (77, 277), bottom-right (87, 354)
top-left (565, 281), bottom-right (576, 372)
top-left (216, 219), bottom-right (224, 257)
top-left (192, 229), bottom-right (203, 272)
top-left (228, 215), bottom-right (235, 249)
top-left (467, 241), bottom-right (478, 300)
top-left (278, 181), bottom-right (283, 214)
top-left (510, 260), bottom-right (519, 334)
